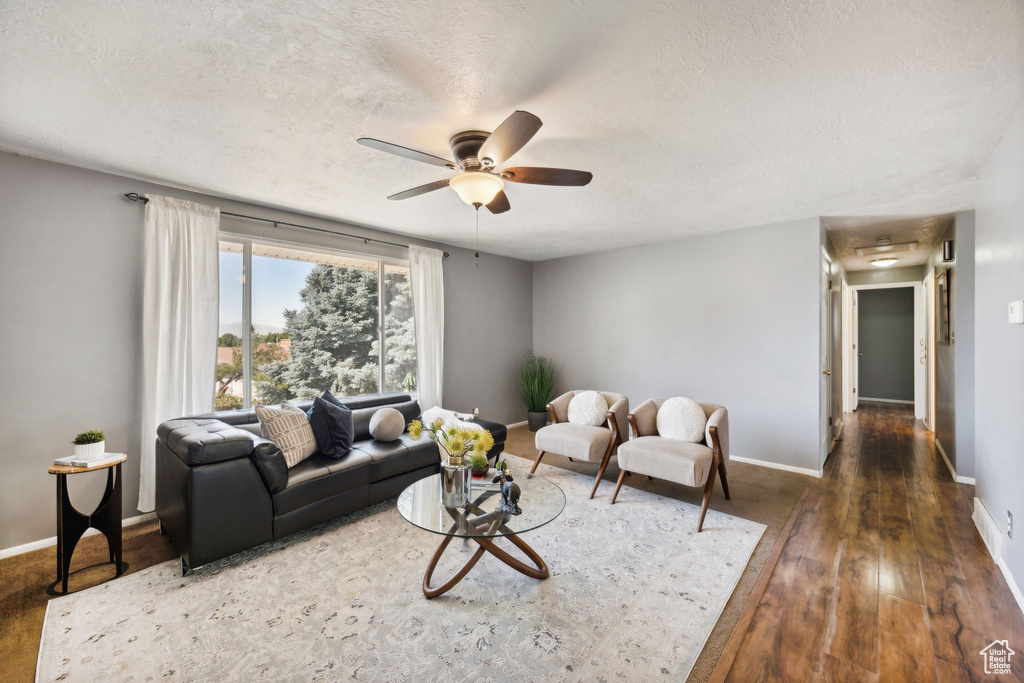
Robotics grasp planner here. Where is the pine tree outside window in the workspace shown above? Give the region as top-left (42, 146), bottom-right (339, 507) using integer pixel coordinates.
top-left (214, 239), bottom-right (417, 410)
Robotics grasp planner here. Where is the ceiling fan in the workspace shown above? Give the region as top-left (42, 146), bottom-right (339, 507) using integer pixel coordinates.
top-left (357, 110), bottom-right (592, 214)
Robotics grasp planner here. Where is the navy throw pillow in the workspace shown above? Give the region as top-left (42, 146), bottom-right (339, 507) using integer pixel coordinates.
top-left (308, 395), bottom-right (354, 458)
top-left (320, 389), bottom-right (345, 407)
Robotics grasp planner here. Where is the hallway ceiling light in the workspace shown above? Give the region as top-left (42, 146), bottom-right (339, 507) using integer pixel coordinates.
top-left (871, 257), bottom-right (899, 267)
top-left (855, 240), bottom-right (918, 256)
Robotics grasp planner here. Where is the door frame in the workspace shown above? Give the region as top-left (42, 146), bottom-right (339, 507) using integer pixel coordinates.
top-left (820, 250), bottom-right (832, 469)
top-left (844, 281), bottom-right (925, 418)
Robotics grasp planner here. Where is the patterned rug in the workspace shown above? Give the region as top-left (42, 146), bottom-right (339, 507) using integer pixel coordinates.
top-left (36, 462), bottom-right (765, 682)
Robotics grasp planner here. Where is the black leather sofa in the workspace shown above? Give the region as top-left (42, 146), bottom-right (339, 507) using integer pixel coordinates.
top-left (155, 393), bottom-right (506, 574)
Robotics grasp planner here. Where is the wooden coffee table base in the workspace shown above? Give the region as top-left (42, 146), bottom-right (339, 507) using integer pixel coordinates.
top-left (422, 513), bottom-right (549, 598)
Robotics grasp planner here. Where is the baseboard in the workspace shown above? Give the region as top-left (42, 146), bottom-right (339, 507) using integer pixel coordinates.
top-left (729, 455), bottom-right (822, 478)
top-left (973, 498), bottom-right (1024, 617)
top-left (973, 497), bottom-right (1003, 560)
top-left (0, 512), bottom-right (156, 560)
top-left (933, 439), bottom-right (975, 484)
top-left (859, 397), bottom-right (914, 405)
top-left (997, 557), bottom-right (1024, 618)
top-left (505, 421), bottom-right (527, 429)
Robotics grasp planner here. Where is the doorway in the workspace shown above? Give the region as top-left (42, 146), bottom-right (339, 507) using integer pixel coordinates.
top-left (843, 282), bottom-right (927, 421)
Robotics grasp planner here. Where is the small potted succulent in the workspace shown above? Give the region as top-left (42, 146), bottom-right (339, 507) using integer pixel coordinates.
top-left (469, 453), bottom-right (490, 480)
top-left (72, 430), bottom-right (106, 460)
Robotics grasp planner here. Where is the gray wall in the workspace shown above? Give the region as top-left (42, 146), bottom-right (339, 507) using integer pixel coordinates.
top-left (0, 151), bottom-right (533, 552)
top-left (857, 288), bottom-right (915, 402)
top-left (975, 103), bottom-right (1024, 587)
top-left (846, 265), bottom-right (926, 286)
top-left (926, 211), bottom-right (975, 478)
top-left (533, 217), bottom-right (822, 472)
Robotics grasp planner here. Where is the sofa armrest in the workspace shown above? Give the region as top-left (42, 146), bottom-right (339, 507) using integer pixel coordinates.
top-left (157, 419), bottom-right (255, 466)
top-left (547, 391), bottom-right (574, 424)
top-left (250, 437), bottom-right (289, 493)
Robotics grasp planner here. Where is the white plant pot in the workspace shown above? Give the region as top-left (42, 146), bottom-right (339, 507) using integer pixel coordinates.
top-left (74, 441), bottom-right (105, 460)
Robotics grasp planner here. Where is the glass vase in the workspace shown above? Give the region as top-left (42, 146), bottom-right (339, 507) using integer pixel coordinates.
top-left (440, 456), bottom-right (471, 508)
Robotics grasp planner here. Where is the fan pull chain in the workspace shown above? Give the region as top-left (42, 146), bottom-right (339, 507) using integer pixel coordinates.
top-left (475, 205), bottom-right (480, 267)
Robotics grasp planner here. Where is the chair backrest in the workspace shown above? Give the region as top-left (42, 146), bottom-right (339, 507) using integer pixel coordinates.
top-left (551, 390), bottom-right (629, 444)
top-left (640, 398), bottom-right (729, 462)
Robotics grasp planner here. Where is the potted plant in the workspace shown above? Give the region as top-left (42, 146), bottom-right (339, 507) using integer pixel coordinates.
top-left (469, 453), bottom-right (490, 479)
top-left (72, 430), bottom-right (106, 460)
top-left (518, 354), bottom-right (556, 432)
top-left (409, 419), bottom-right (495, 506)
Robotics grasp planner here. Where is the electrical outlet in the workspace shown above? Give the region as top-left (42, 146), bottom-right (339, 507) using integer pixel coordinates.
top-left (1009, 511), bottom-right (1014, 539)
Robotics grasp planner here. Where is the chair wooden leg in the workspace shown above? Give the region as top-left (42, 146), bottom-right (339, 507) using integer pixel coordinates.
top-left (611, 469), bottom-right (627, 504)
top-left (718, 459), bottom-right (731, 500)
top-left (529, 451), bottom-right (546, 477)
top-left (590, 439), bottom-right (616, 499)
top-left (697, 461), bottom-right (718, 533)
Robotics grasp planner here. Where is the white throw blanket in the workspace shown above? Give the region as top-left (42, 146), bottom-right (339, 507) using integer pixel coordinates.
top-left (420, 406), bottom-right (482, 434)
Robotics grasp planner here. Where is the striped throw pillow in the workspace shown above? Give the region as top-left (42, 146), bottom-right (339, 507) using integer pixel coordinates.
top-left (255, 402), bottom-right (318, 468)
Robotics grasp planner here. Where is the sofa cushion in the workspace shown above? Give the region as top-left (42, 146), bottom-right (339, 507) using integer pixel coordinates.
top-left (194, 392), bottom-right (413, 427)
top-left (157, 419), bottom-right (254, 466)
top-left (535, 422), bottom-right (611, 462)
top-left (657, 397), bottom-right (707, 443)
top-left (272, 451), bottom-right (372, 516)
top-left (307, 396), bottom-right (354, 458)
top-left (352, 400), bottom-right (420, 441)
top-left (355, 438), bottom-right (438, 481)
top-left (567, 391), bottom-right (609, 426)
top-left (617, 436), bottom-right (713, 487)
top-left (255, 402), bottom-right (318, 468)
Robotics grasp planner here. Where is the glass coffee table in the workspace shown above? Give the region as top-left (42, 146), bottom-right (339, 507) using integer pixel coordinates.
top-left (397, 472), bottom-right (565, 598)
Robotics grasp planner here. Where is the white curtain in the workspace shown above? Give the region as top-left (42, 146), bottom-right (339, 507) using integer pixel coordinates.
top-left (409, 245), bottom-right (445, 412)
top-left (138, 195), bottom-right (220, 512)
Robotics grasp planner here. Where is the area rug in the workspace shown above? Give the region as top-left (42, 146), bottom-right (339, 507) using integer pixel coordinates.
top-left (36, 463), bottom-right (765, 682)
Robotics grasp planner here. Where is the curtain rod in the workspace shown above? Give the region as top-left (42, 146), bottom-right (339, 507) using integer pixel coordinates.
top-left (123, 193), bottom-right (449, 257)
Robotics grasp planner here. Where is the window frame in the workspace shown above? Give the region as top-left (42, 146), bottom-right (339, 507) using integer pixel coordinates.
top-left (218, 232), bottom-right (413, 409)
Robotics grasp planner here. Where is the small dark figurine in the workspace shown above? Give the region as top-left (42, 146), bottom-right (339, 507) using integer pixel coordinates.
top-left (493, 461), bottom-right (522, 515)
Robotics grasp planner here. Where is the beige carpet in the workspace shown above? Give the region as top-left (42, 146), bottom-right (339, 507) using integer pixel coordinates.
top-left (38, 462), bottom-right (765, 682)
top-left (4, 427), bottom-right (806, 682)
top-left (502, 425), bottom-right (808, 683)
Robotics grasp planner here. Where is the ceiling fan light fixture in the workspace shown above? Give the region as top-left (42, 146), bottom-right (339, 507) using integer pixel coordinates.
top-left (871, 257), bottom-right (899, 267)
top-left (449, 172), bottom-right (504, 207)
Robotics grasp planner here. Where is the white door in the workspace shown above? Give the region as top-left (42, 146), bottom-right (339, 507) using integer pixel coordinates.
top-left (820, 257), bottom-right (831, 466)
top-left (923, 272), bottom-right (936, 430)
top-left (852, 290), bottom-right (859, 411)
top-left (914, 282), bottom-right (927, 420)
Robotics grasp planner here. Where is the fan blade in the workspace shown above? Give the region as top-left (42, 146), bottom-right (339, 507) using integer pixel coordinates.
top-left (478, 111), bottom-right (542, 166)
top-left (486, 190), bottom-right (511, 214)
top-left (502, 167), bottom-right (593, 186)
top-left (357, 138), bottom-right (455, 168)
top-left (387, 178), bottom-right (451, 200)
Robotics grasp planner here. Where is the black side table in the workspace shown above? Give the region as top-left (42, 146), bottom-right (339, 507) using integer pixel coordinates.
top-left (48, 454), bottom-right (127, 594)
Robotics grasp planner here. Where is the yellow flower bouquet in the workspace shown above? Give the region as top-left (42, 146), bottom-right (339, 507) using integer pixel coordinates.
top-left (408, 418), bottom-right (494, 465)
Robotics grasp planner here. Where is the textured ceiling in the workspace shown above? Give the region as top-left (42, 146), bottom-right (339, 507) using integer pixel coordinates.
top-left (2, 1), bottom-right (1023, 261)
top-left (823, 214), bottom-right (953, 270)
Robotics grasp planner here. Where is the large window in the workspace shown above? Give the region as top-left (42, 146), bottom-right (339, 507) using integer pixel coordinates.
top-left (215, 238), bottom-right (416, 410)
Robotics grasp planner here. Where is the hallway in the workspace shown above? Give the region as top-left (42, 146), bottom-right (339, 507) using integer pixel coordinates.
top-left (717, 402), bottom-right (1024, 681)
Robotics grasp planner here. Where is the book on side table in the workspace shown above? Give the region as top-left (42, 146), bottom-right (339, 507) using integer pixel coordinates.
top-left (53, 453), bottom-right (126, 469)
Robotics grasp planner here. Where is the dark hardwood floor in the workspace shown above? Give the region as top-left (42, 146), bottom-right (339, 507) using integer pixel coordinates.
top-left (715, 402), bottom-right (1024, 682)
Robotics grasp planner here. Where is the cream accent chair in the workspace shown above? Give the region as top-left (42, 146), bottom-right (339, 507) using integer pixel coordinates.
top-left (531, 390), bottom-right (629, 499)
top-left (612, 399), bottom-right (731, 532)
